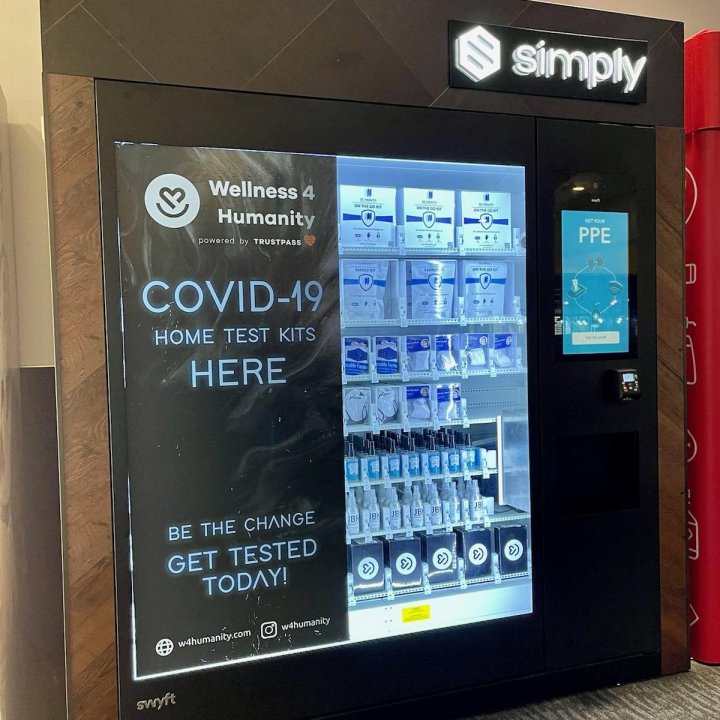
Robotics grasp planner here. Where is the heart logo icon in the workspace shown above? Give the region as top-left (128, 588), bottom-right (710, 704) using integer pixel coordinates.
top-left (159, 187), bottom-right (186, 209)
top-left (304, 234), bottom-right (316, 247)
top-left (145, 174), bottom-right (200, 228)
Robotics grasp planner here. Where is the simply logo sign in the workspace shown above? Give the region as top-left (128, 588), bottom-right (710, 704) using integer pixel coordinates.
top-left (449, 21), bottom-right (649, 103)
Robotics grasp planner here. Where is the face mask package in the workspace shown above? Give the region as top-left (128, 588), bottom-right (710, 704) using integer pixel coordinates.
top-left (460, 191), bottom-right (513, 252)
top-left (374, 386), bottom-right (401, 424)
top-left (434, 334), bottom-right (459, 373)
top-left (406, 259), bottom-right (456, 320)
top-left (339, 185), bottom-right (397, 250)
top-left (373, 336), bottom-right (400, 376)
top-left (404, 335), bottom-right (432, 373)
top-left (344, 387), bottom-right (371, 426)
top-left (492, 332), bottom-right (517, 368)
top-left (463, 262), bottom-right (508, 318)
top-left (402, 188), bottom-right (455, 250)
top-left (435, 383), bottom-right (462, 422)
top-left (461, 333), bottom-right (491, 370)
top-left (343, 336), bottom-right (371, 377)
top-left (405, 384), bottom-right (433, 422)
top-left (342, 259), bottom-right (390, 322)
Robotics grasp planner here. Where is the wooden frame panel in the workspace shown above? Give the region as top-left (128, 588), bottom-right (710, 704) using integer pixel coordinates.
top-left (656, 126), bottom-right (689, 675)
top-left (46, 73), bottom-right (118, 719)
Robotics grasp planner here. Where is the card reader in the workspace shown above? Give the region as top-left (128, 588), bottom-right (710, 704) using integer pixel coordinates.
top-left (607, 369), bottom-right (641, 401)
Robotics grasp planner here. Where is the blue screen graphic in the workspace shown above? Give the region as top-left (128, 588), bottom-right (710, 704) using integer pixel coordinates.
top-left (561, 210), bottom-right (629, 355)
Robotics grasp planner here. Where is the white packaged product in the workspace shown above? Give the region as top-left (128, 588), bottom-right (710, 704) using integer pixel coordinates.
top-left (342, 260), bottom-right (389, 321)
top-left (436, 384), bottom-right (462, 422)
top-left (434, 334), bottom-right (459, 372)
top-left (403, 188), bottom-right (455, 250)
top-left (460, 191), bottom-right (512, 251)
top-left (492, 332), bottom-right (516, 368)
top-left (374, 386), bottom-right (401, 424)
top-left (461, 333), bottom-right (490, 369)
top-left (463, 262), bottom-right (508, 318)
top-left (343, 387), bottom-right (371, 425)
top-left (404, 335), bottom-right (431, 372)
top-left (406, 384), bottom-right (432, 421)
top-left (343, 336), bottom-right (370, 376)
top-left (407, 260), bottom-right (456, 320)
top-left (373, 336), bottom-right (400, 376)
top-left (340, 185), bottom-right (397, 249)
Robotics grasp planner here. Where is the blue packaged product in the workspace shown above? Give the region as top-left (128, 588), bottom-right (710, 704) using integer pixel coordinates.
top-left (407, 260), bottom-right (456, 320)
top-left (374, 336), bottom-right (400, 375)
top-left (436, 384), bottom-right (461, 422)
top-left (406, 384), bottom-right (432, 421)
top-left (434, 334), bottom-right (458, 372)
top-left (405, 335), bottom-right (431, 372)
top-left (343, 336), bottom-right (370, 376)
top-left (493, 332), bottom-right (516, 368)
top-left (463, 333), bottom-right (491, 369)
top-left (342, 259), bottom-right (389, 321)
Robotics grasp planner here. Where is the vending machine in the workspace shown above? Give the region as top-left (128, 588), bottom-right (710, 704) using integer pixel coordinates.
top-left (91, 5), bottom-right (679, 718)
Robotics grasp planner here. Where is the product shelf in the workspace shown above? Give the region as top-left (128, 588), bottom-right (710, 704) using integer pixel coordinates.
top-left (347, 509), bottom-right (530, 543)
top-left (346, 468), bottom-right (499, 489)
top-left (341, 315), bottom-right (526, 329)
top-left (347, 577), bottom-right (533, 642)
top-left (343, 366), bottom-right (527, 384)
top-left (339, 246), bottom-right (527, 259)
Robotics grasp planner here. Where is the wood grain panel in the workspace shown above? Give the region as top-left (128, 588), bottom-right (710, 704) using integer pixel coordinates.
top-left (46, 73), bottom-right (118, 720)
top-left (656, 125), bottom-right (689, 675)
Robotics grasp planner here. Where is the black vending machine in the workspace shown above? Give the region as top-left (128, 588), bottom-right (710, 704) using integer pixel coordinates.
top-left (96, 4), bottom-right (679, 718)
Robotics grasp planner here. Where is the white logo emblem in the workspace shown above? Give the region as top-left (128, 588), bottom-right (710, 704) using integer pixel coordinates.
top-left (145, 173), bottom-right (200, 228)
top-left (455, 26), bottom-right (502, 83)
top-left (432, 548), bottom-right (453, 570)
top-left (357, 557), bottom-right (380, 581)
top-left (504, 539), bottom-right (524, 562)
top-left (396, 552), bottom-right (417, 576)
top-left (468, 543), bottom-right (489, 566)
top-left (155, 638), bottom-right (174, 656)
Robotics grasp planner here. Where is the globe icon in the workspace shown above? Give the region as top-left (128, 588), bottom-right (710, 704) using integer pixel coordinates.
top-left (155, 638), bottom-right (174, 657)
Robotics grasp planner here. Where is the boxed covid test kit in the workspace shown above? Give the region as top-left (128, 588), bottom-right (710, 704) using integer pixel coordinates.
top-left (340, 185), bottom-right (397, 249)
top-left (403, 188), bottom-right (455, 250)
top-left (460, 191), bottom-right (512, 251)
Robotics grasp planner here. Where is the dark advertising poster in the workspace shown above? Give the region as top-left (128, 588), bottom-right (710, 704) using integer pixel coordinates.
top-left (113, 144), bottom-right (346, 678)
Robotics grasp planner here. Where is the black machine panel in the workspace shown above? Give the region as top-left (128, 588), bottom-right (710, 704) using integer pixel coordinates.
top-left (537, 119), bottom-right (660, 670)
top-left (96, 80), bottom-right (544, 720)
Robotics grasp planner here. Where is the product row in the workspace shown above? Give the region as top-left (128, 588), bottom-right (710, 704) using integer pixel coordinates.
top-left (339, 186), bottom-right (519, 253)
top-left (345, 429), bottom-right (497, 483)
top-left (343, 332), bottom-right (520, 382)
top-left (343, 383), bottom-right (470, 429)
top-left (341, 259), bottom-right (519, 323)
top-left (347, 478), bottom-right (495, 537)
top-left (348, 524), bottom-right (529, 597)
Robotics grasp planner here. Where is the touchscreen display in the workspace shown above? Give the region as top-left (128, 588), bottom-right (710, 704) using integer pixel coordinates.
top-left (561, 210), bottom-right (630, 355)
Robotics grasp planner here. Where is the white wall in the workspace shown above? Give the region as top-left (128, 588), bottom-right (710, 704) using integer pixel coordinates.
top-left (542, 0), bottom-right (720, 37)
top-left (0, 0), bottom-right (54, 368)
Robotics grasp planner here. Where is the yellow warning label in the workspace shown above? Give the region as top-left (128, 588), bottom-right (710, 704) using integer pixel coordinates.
top-left (402, 605), bottom-right (431, 623)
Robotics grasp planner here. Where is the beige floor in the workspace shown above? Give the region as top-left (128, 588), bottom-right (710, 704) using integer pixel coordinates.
top-left (481, 663), bottom-right (720, 719)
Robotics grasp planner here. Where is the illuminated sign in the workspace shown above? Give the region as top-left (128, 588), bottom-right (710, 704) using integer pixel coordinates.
top-left (450, 22), bottom-right (648, 103)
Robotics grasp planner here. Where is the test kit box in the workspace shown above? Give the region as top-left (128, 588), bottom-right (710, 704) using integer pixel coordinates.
top-left (403, 188), bottom-right (455, 250)
top-left (460, 191), bottom-right (512, 251)
top-left (463, 262), bottom-right (509, 318)
top-left (418, 531), bottom-right (458, 584)
top-left (456, 527), bottom-right (494, 580)
top-left (384, 537), bottom-right (423, 590)
top-left (494, 525), bottom-right (529, 576)
top-left (339, 185), bottom-right (397, 249)
top-left (349, 540), bottom-right (386, 596)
